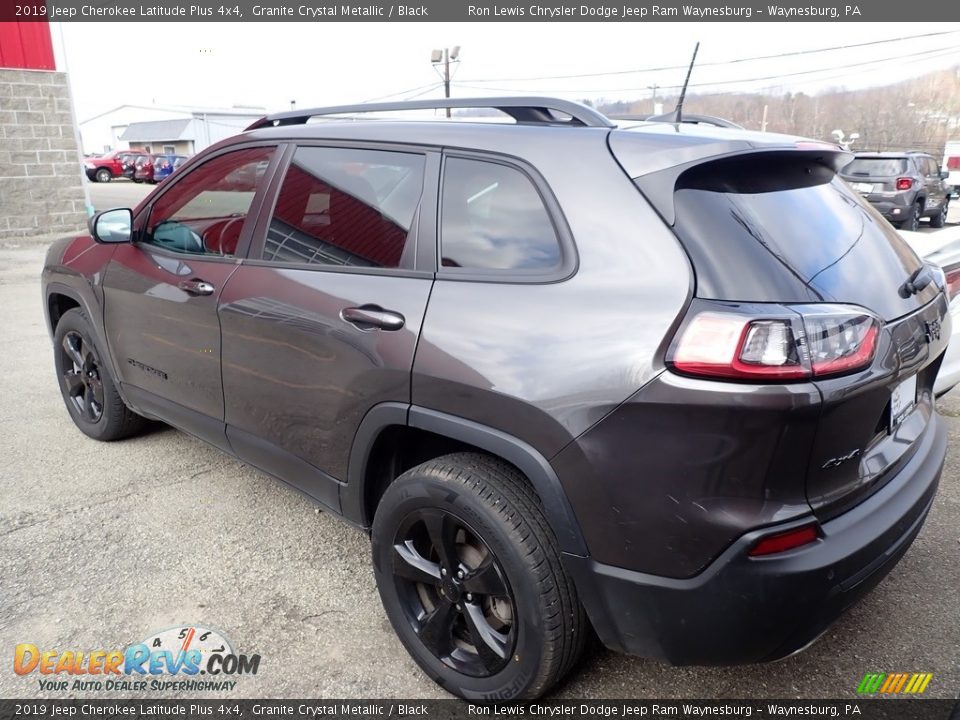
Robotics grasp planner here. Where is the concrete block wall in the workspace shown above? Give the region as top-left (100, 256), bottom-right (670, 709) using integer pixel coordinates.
top-left (0, 68), bottom-right (88, 241)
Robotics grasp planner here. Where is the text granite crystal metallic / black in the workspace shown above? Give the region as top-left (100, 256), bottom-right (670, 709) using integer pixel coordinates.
top-left (40, 97), bottom-right (950, 700)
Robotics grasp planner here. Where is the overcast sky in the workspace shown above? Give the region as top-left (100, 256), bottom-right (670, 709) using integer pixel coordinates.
top-left (54, 22), bottom-right (960, 122)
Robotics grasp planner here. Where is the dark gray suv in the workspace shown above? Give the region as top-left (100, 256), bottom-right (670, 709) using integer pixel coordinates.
top-left (42, 98), bottom-right (949, 700)
top-left (840, 151), bottom-right (951, 230)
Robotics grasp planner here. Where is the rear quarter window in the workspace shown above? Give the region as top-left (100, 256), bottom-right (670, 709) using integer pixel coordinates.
top-left (440, 157), bottom-right (561, 272)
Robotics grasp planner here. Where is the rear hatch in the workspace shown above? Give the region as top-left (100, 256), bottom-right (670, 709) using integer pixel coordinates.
top-left (616, 142), bottom-right (949, 520)
top-left (840, 156), bottom-right (911, 199)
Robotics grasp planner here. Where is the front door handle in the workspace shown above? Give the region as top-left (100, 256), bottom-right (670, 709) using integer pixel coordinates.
top-left (340, 305), bottom-right (405, 331)
top-left (179, 279), bottom-right (215, 296)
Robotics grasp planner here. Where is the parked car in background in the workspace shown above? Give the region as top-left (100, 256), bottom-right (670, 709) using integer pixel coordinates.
top-left (840, 151), bottom-right (951, 231)
top-left (84, 149), bottom-right (129, 183)
top-left (899, 226), bottom-right (960, 396)
top-left (152, 154), bottom-right (188, 183)
top-left (132, 154), bottom-right (156, 184)
top-left (943, 140), bottom-right (960, 197)
top-left (42, 98), bottom-right (951, 700)
top-left (120, 152), bottom-right (143, 181)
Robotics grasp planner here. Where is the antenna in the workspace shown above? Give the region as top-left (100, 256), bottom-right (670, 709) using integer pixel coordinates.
top-left (670, 42), bottom-right (700, 124)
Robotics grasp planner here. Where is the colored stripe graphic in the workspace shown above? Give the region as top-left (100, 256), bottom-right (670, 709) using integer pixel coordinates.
top-left (857, 672), bottom-right (932, 694)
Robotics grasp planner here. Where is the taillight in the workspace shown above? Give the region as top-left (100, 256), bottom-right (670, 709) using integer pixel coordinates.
top-left (749, 523), bottom-right (819, 557)
top-left (669, 304), bottom-right (880, 381)
top-left (945, 265), bottom-right (960, 301)
top-left (896, 177), bottom-right (913, 191)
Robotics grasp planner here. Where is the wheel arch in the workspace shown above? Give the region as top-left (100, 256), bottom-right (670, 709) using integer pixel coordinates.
top-left (341, 403), bottom-right (589, 556)
top-left (44, 281), bottom-right (127, 400)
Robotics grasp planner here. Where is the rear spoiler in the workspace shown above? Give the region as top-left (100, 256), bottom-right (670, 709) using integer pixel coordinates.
top-left (621, 146), bottom-right (852, 226)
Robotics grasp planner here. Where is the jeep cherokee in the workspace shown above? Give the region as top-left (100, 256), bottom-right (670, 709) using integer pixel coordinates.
top-left (42, 98), bottom-right (949, 700)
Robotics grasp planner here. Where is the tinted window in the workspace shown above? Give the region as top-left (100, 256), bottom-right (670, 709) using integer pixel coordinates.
top-left (842, 158), bottom-right (908, 177)
top-left (263, 147), bottom-right (424, 269)
top-left (440, 157), bottom-right (560, 271)
top-left (669, 154), bottom-right (931, 321)
top-left (144, 146), bottom-right (274, 256)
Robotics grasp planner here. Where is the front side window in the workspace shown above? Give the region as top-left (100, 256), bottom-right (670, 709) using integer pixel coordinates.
top-left (440, 157), bottom-right (561, 272)
top-left (144, 146), bottom-right (275, 256)
top-left (262, 146), bottom-right (425, 269)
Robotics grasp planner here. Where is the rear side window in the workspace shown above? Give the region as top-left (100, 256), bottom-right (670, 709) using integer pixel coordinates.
top-left (440, 157), bottom-right (560, 271)
top-left (263, 146), bottom-right (424, 269)
top-left (842, 158), bottom-right (908, 177)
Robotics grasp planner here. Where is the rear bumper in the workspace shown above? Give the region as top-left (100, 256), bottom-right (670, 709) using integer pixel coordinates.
top-left (567, 412), bottom-right (945, 665)
top-left (866, 197), bottom-right (912, 221)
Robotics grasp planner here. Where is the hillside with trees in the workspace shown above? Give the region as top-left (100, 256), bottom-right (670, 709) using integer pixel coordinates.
top-left (596, 66), bottom-right (960, 158)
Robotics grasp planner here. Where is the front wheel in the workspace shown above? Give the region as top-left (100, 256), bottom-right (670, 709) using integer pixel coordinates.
top-left (94, 168), bottom-right (112, 183)
top-left (54, 308), bottom-right (147, 441)
top-left (372, 453), bottom-right (586, 700)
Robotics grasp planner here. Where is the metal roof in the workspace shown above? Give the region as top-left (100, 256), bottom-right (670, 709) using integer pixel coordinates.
top-left (120, 119), bottom-right (192, 142)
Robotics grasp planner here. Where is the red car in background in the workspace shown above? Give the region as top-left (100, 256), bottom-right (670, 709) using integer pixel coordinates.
top-left (84, 149), bottom-right (129, 183)
top-left (132, 154), bottom-right (156, 184)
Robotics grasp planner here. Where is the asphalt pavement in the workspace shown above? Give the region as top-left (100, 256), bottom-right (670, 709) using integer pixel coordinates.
top-left (2, 184), bottom-right (960, 700)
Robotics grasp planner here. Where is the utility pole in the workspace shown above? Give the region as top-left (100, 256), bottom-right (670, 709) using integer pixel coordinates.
top-left (648, 84), bottom-right (660, 113)
top-left (431, 46), bottom-right (460, 118)
top-left (443, 48), bottom-right (451, 117)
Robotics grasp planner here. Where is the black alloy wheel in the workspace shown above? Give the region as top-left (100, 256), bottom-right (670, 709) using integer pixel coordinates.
top-left (372, 453), bottom-right (586, 700)
top-left (61, 330), bottom-right (105, 423)
top-left (391, 508), bottom-right (516, 677)
top-left (53, 308), bottom-right (147, 441)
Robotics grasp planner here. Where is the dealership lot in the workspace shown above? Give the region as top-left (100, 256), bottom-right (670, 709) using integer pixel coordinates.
top-left (3, 186), bottom-right (960, 699)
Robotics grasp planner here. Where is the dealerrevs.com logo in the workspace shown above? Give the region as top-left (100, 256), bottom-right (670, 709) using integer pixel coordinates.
top-left (13, 625), bottom-right (261, 692)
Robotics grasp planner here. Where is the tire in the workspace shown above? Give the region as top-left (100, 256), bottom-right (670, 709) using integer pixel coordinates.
top-left (930, 200), bottom-right (948, 229)
top-left (94, 167), bottom-right (112, 183)
top-left (372, 452), bottom-right (586, 700)
top-left (53, 308), bottom-right (146, 441)
top-left (133, 178), bottom-right (143, 184)
top-left (901, 202), bottom-right (921, 232)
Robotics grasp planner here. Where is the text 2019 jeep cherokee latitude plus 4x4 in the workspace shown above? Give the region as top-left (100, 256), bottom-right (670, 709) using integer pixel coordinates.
top-left (42, 98), bottom-right (949, 700)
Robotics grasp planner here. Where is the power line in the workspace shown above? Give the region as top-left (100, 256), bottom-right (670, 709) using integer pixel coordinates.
top-left (454, 45), bottom-right (960, 95)
top-left (457, 30), bottom-right (960, 84)
top-left (359, 82), bottom-right (444, 103)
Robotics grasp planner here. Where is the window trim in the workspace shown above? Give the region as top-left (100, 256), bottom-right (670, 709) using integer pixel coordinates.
top-left (135, 140), bottom-right (283, 263)
top-left (241, 140), bottom-right (438, 279)
top-left (436, 150), bottom-right (578, 284)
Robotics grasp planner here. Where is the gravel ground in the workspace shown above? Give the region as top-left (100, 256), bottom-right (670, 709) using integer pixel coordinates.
top-left (2, 239), bottom-right (959, 701)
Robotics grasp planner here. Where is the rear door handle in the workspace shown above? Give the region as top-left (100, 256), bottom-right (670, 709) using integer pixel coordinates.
top-left (340, 305), bottom-right (405, 331)
top-left (179, 279), bottom-right (215, 296)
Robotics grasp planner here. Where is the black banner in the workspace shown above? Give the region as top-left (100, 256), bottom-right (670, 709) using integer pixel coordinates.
top-left (0, 701), bottom-right (958, 720)
top-left (2, 0), bottom-right (960, 22)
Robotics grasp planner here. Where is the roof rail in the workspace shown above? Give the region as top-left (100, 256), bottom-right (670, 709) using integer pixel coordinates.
top-left (245, 97), bottom-right (616, 131)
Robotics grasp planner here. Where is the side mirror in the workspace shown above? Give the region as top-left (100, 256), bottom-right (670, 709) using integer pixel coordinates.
top-left (89, 208), bottom-right (133, 244)
top-left (941, 170), bottom-right (950, 180)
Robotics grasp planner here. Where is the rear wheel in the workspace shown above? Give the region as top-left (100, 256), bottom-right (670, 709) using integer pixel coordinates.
top-left (899, 202), bottom-right (921, 231)
top-left (94, 167), bottom-right (112, 183)
top-left (371, 453), bottom-right (586, 700)
top-left (54, 308), bottom-right (147, 441)
top-left (930, 199), bottom-right (948, 228)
